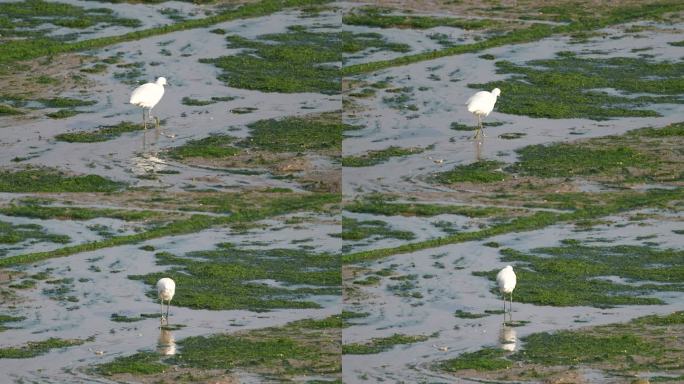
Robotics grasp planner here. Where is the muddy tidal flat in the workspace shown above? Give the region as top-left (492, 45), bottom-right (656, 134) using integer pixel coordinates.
top-left (0, 0), bottom-right (683, 383)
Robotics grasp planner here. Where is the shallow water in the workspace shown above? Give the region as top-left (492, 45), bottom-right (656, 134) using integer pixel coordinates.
top-left (0, 9), bottom-right (341, 192)
top-left (0, 214), bottom-right (340, 383)
top-left (343, 212), bottom-right (684, 382)
top-left (0, 6), bottom-right (343, 383)
top-left (342, 22), bottom-right (684, 197)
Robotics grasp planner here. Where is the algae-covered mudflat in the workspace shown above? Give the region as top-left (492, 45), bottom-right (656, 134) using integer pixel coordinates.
top-left (1, 0), bottom-right (683, 383)
top-left (0, 0), bottom-right (344, 382)
top-left (342, 0), bottom-right (684, 383)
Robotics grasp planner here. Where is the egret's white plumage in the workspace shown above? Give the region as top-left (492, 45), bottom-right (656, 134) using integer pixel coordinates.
top-left (157, 277), bottom-right (175, 322)
top-left (130, 77), bottom-right (167, 129)
top-left (466, 87), bottom-right (500, 138)
top-left (496, 265), bottom-right (516, 314)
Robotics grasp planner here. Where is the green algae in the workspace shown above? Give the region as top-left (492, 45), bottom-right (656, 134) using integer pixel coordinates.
top-left (0, 221), bottom-right (70, 245)
top-left (343, 333), bottom-right (429, 355)
top-left (434, 160), bottom-right (506, 184)
top-left (469, 55), bottom-right (684, 120)
top-left (54, 122), bottom-right (143, 143)
top-left (201, 27), bottom-right (408, 94)
top-left (474, 245), bottom-right (684, 307)
top-left (246, 115), bottom-right (347, 152)
top-left (96, 315), bottom-right (340, 380)
top-left (166, 135), bottom-right (240, 159)
top-left (0, 167), bottom-right (123, 192)
top-left (130, 245), bottom-right (340, 311)
top-left (342, 146), bottom-right (424, 167)
top-left (0, 337), bottom-right (85, 359)
top-left (343, 6), bottom-right (501, 30)
top-left (441, 348), bottom-right (511, 371)
top-left (345, 196), bottom-right (507, 218)
top-left (342, 217), bottom-right (414, 241)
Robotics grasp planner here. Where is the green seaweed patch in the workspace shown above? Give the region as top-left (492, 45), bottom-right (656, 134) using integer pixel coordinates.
top-left (167, 318), bottom-right (340, 377)
top-left (353, 275), bottom-right (381, 286)
top-left (166, 135), bottom-right (240, 159)
top-left (0, 0), bottom-right (334, 66)
top-left (440, 348), bottom-right (511, 371)
top-left (201, 28), bottom-right (408, 94)
top-left (46, 109), bottom-right (80, 119)
top-left (440, 311), bottom-right (684, 376)
top-left (341, 310), bottom-right (369, 327)
top-left (0, 191), bottom-right (339, 268)
top-left (96, 351), bottom-right (167, 375)
top-left (0, 104), bottom-right (25, 115)
top-left (0, 0), bottom-right (141, 40)
top-left (0, 337), bottom-right (85, 358)
top-left (454, 309), bottom-right (488, 319)
top-left (343, 333), bottom-right (429, 355)
top-left (342, 146), bottom-right (424, 167)
top-left (181, 96), bottom-right (236, 106)
top-left (474, 245), bottom-right (684, 307)
top-left (450, 121), bottom-right (503, 131)
top-left (342, 217), bottom-right (414, 241)
top-left (0, 314), bottom-right (25, 332)
top-left (0, 204), bottom-right (158, 221)
top-left (345, 196), bottom-right (507, 217)
top-left (632, 311), bottom-right (684, 326)
top-left (499, 132), bottom-right (526, 139)
top-left (8, 279), bottom-right (37, 289)
top-left (343, 7), bottom-right (501, 30)
top-left (469, 56), bottom-right (684, 120)
top-left (434, 160), bottom-right (506, 184)
top-left (0, 167), bottom-right (123, 192)
top-left (55, 121), bottom-right (143, 143)
top-left (110, 313), bottom-right (145, 322)
top-left (245, 115), bottom-right (348, 152)
top-left (0, 220), bottom-right (70, 245)
top-left (343, 187), bottom-right (684, 264)
top-left (514, 331), bottom-right (655, 366)
top-left (628, 121), bottom-right (684, 138)
top-left (348, 88), bottom-right (376, 98)
top-left (509, 143), bottom-right (654, 179)
top-left (129, 246), bottom-right (340, 311)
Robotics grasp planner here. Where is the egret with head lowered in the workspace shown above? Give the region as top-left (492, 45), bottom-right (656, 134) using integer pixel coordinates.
top-left (130, 77), bottom-right (167, 130)
top-left (466, 87), bottom-right (500, 139)
top-left (496, 265), bottom-right (516, 315)
top-left (156, 277), bottom-right (175, 323)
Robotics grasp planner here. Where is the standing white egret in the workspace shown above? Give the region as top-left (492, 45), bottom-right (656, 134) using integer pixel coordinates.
top-left (466, 87), bottom-right (501, 139)
top-left (156, 277), bottom-right (175, 323)
top-left (496, 265), bottom-right (516, 314)
top-left (130, 77), bottom-right (167, 130)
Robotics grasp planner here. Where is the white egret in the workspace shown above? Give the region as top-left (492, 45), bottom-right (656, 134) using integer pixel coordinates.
top-left (156, 277), bottom-right (175, 322)
top-left (496, 265), bottom-right (516, 314)
top-left (130, 77), bottom-right (167, 130)
top-left (466, 87), bottom-right (500, 139)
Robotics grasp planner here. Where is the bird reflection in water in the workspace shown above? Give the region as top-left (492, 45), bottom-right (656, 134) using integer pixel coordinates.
top-left (474, 137), bottom-right (483, 161)
top-left (499, 325), bottom-right (517, 352)
top-left (131, 129), bottom-right (169, 177)
top-left (157, 328), bottom-right (176, 356)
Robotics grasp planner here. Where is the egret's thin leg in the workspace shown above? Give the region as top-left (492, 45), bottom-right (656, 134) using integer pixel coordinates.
top-left (160, 298), bottom-right (164, 320)
top-left (510, 292), bottom-right (513, 313)
top-left (474, 115), bottom-right (481, 139)
top-left (166, 300), bottom-right (170, 320)
top-left (502, 293), bottom-right (506, 312)
top-left (142, 109), bottom-right (147, 130)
